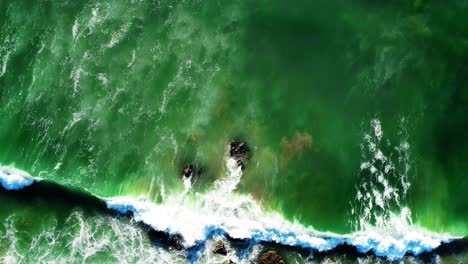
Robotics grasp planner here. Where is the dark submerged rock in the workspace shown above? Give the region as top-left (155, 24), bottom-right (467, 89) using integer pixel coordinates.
top-left (182, 164), bottom-right (204, 179)
top-left (236, 159), bottom-right (245, 169)
top-left (229, 141), bottom-right (249, 158)
top-left (169, 234), bottom-right (184, 250)
top-left (229, 140), bottom-right (250, 170)
top-left (182, 164), bottom-right (194, 178)
top-left (258, 250), bottom-right (286, 264)
top-left (213, 241), bottom-right (228, 255)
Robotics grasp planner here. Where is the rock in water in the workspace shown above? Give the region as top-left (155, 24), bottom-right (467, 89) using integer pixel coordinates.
top-left (229, 141), bottom-right (249, 158)
top-left (229, 140), bottom-right (250, 169)
top-left (169, 234), bottom-right (184, 250)
top-left (182, 164), bottom-right (194, 178)
top-left (258, 250), bottom-right (286, 264)
top-left (213, 241), bottom-right (228, 255)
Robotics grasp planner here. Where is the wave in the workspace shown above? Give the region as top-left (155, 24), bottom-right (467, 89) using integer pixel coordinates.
top-left (0, 167), bottom-right (37, 190)
top-left (105, 196), bottom-right (456, 261)
top-left (0, 166), bottom-right (465, 263)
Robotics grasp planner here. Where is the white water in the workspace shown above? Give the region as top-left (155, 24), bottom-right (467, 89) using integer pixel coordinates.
top-left (103, 121), bottom-right (457, 261)
top-left (104, 152), bottom-right (453, 261)
top-left (0, 212), bottom-right (186, 264)
top-left (351, 119), bottom-right (415, 232)
top-left (0, 51), bottom-right (10, 78)
top-left (182, 175), bottom-right (192, 195)
top-left (0, 124), bottom-right (460, 262)
top-left (0, 166), bottom-right (37, 190)
top-left (213, 157), bottom-right (243, 193)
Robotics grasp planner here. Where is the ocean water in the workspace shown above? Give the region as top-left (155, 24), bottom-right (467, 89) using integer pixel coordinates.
top-left (0, 0), bottom-right (467, 263)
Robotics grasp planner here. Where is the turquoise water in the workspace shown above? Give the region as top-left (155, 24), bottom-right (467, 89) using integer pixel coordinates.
top-left (0, 0), bottom-right (467, 263)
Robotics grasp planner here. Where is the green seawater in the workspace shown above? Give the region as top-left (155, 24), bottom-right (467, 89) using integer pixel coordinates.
top-left (0, 0), bottom-right (467, 252)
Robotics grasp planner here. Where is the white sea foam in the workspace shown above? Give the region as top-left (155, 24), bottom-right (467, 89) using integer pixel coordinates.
top-left (72, 19), bottom-right (79, 40)
top-left (104, 151), bottom-right (455, 261)
top-left (106, 23), bottom-right (131, 48)
top-left (349, 211), bottom-right (452, 260)
top-left (97, 72), bottom-right (109, 86)
top-left (0, 166), bottom-right (37, 190)
top-left (0, 134), bottom-right (459, 262)
top-left (105, 193), bottom-right (453, 261)
top-left (0, 212), bottom-right (186, 264)
top-left (214, 157), bottom-right (243, 193)
top-left (159, 88), bottom-right (171, 114)
top-left (127, 49), bottom-right (136, 68)
top-left (0, 51), bottom-right (11, 78)
top-left (182, 175), bottom-right (192, 195)
top-left (71, 67), bottom-right (82, 94)
top-left (353, 119), bottom-right (411, 231)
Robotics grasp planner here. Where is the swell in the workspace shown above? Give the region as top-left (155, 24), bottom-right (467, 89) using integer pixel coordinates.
top-left (0, 167), bottom-right (466, 263)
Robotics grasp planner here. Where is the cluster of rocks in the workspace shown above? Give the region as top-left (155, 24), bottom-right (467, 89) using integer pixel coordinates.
top-left (212, 241), bottom-right (237, 264)
top-left (181, 163), bottom-right (204, 179)
top-left (229, 140), bottom-right (250, 169)
top-left (181, 140), bottom-right (250, 179)
top-left (182, 164), bottom-right (195, 178)
top-left (211, 241), bottom-right (286, 264)
top-left (178, 141), bottom-right (279, 264)
top-left (169, 234), bottom-right (184, 250)
top-left (213, 241), bottom-right (228, 255)
top-left (258, 250), bottom-right (286, 264)
top-left (166, 235), bottom-right (286, 264)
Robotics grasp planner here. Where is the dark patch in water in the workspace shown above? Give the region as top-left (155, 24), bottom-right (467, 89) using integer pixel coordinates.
top-left (0, 180), bottom-right (109, 214)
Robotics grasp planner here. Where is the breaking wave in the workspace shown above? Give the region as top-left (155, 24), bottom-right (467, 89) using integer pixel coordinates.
top-left (0, 120), bottom-right (465, 263)
top-left (0, 162), bottom-right (460, 263)
top-left (0, 167), bottom-right (37, 191)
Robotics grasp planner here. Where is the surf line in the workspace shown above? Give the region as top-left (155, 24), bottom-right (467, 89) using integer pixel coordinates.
top-left (0, 166), bottom-right (466, 262)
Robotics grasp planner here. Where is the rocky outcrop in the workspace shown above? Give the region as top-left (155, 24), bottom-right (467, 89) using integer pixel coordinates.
top-left (169, 234), bottom-right (184, 250)
top-left (258, 250), bottom-right (286, 264)
top-left (182, 164), bottom-right (194, 178)
top-left (229, 141), bottom-right (250, 169)
top-left (229, 141), bottom-right (249, 158)
top-left (181, 164), bottom-right (204, 180)
top-left (213, 241), bottom-right (228, 255)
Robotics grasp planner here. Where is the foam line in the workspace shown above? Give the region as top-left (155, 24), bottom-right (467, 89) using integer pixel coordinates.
top-left (0, 167), bottom-right (37, 190)
top-left (104, 196), bottom-right (457, 261)
top-left (0, 165), bottom-right (465, 262)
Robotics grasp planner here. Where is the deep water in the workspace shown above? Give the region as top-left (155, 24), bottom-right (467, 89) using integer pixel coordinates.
top-left (0, 0), bottom-right (467, 263)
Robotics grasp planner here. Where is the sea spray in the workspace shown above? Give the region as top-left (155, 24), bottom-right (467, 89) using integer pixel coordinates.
top-left (345, 119), bottom-right (459, 260)
top-left (0, 142), bottom-right (459, 263)
top-left (351, 119), bottom-right (413, 231)
top-left (214, 157), bottom-right (244, 193)
top-left (104, 147), bottom-right (454, 261)
top-left (0, 167), bottom-right (37, 190)
top-left (0, 212), bottom-right (186, 264)
top-left (182, 176), bottom-right (193, 195)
